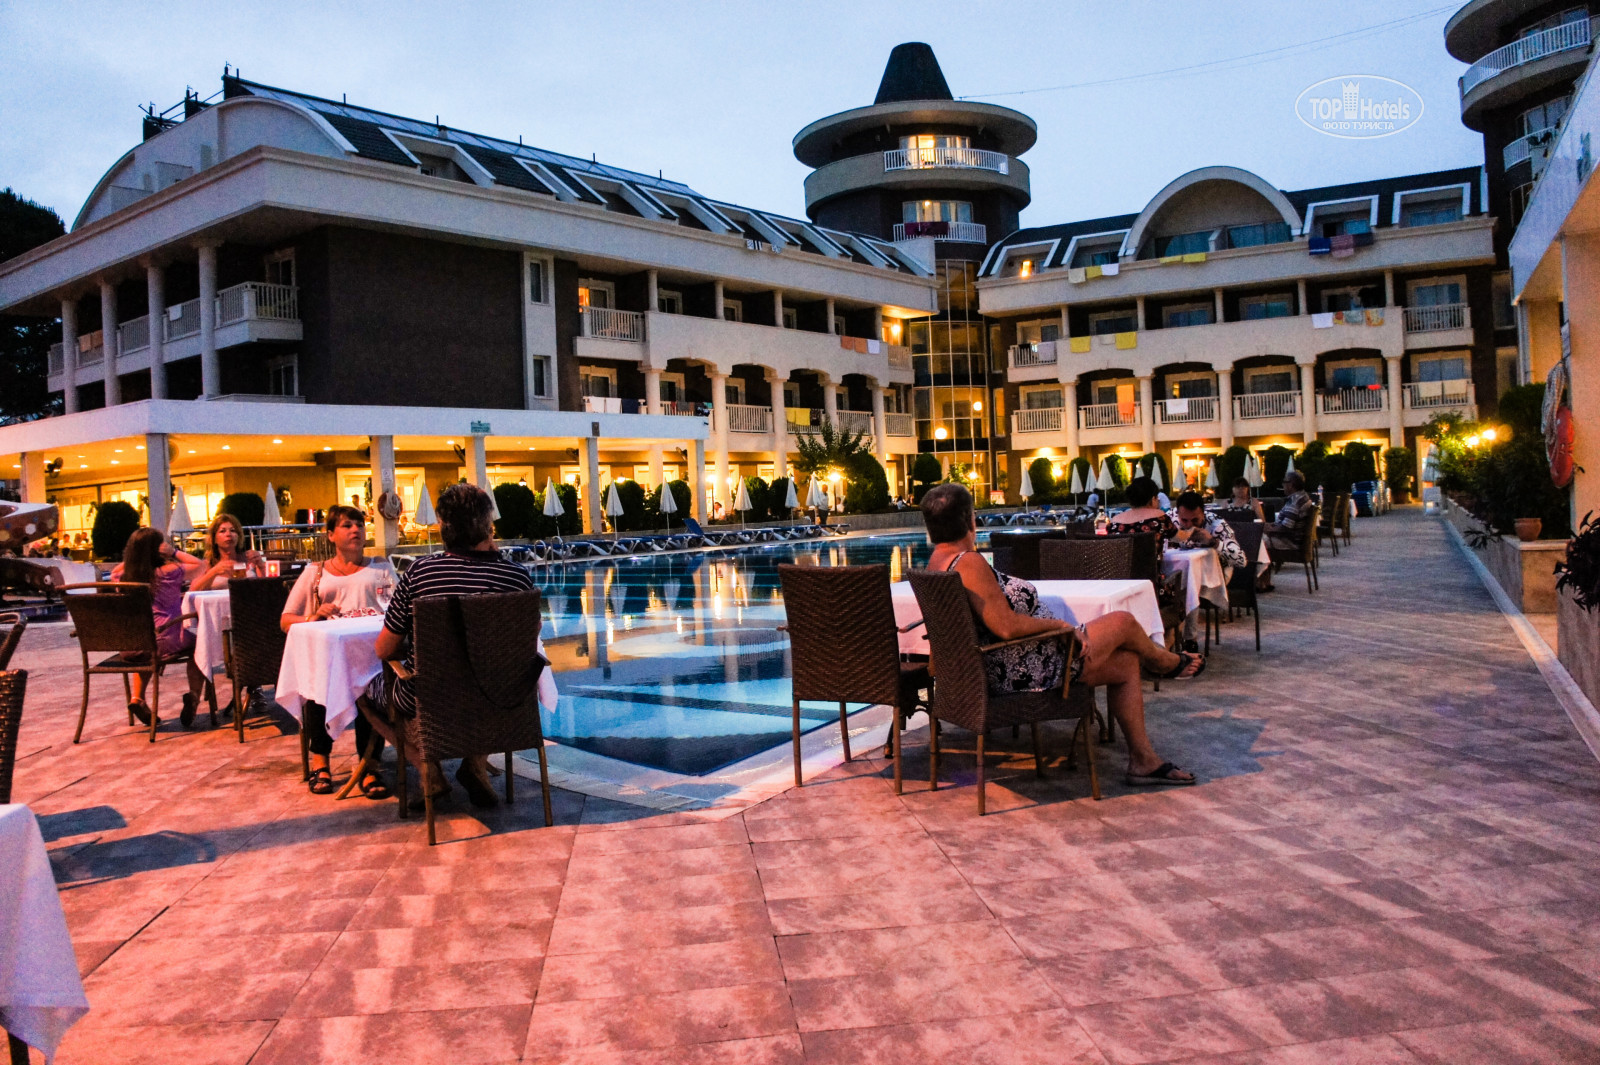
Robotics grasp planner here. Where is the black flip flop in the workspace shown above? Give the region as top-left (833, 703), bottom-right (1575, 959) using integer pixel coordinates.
top-left (1160, 651), bottom-right (1206, 681)
top-left (1126, 762), bottom-right (1196, 786)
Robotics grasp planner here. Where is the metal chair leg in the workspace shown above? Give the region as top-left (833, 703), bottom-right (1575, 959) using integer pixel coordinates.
top-left (838, 700), bottom-right (852, 762)
top-left (537, 743), bottom-right (553, 827)
top-left (74, 664), bottom-right (91, 744)
top-left (504, 751), bottom-right (514, 804)
top-left (976, 731), bottom-right (986, 816)
top-left (791, 698), bottom-right (804, 787)
top-left (1084, 713), bottom-right (1101, 800)
top-left (929, 716), bottom-right (940, 790)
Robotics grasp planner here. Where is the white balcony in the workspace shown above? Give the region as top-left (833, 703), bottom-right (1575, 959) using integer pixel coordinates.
top-left (1403, 303), bottom-right (1470, 333)
top-left (726, 404), bottom-right (773, 434)
top-left (1234, 391), bottom-right (1301, 421)
top-left (838, 410), bottom-right (874, 435)
top-left (1504, 127), bottom-right (1558, 177)
top-left (1012, 407), bottom-right (1064, 434)
top-left (1402, 380), bottom-right (1475, 410)
top-left (1319, 387), bottom-right (1388, 415)
top-left (1461, 17), bottom-right (1597, 97)
top-left (643, 311), bottom-right (915, 386)
top-left (892, 220), bottom-right (988, 243)
top-left (1080, 402), bottom-right (1139, 430)
top-left (1156, 396), bottom-right (1218, 424)
top-left (580, 307), bottom-right (645, 342)
top-left (1010, 342), bottom-right (1058, 369)
top-left (883, 147), bottom-right (1009, 174)
top-left (789, 408), bottom-right (826, 434)
top-left (885, 412), bottom-right (914, 437)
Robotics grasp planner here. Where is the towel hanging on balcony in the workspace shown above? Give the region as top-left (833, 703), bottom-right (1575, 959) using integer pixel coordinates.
top-left (1365, 309), bottom-right (1384, 326)
top-left (1330, 233), bottom-right (1356, 259)
top-left (1100, 262), bottom-right (1120, 276)
top-left (866, 339), bottom-right (881, 354)
top-left (1159, 255), bottom-right (1183, 264)
top-left (1037, 340), bottom-right (1056, 360)
top-left (1311, 312), bottom-right (1335, 328)
top-left (839, 336), bottom-right (852, 351)
top-left (1067, 267), bottom-right (1087, 284)
top-left (1086, 265), bottom-right (1103, 279)
top-left (1308, 237), bottom-right (1332, 255)
top-left (1069, 336), bottom-right (1091, 353)
top-left (852, 338), bottom-right (869, 353)
top-left (1181, 252), bottom-right (1207, 263)
top-left (1114, 331), bottom-right (1138, 350)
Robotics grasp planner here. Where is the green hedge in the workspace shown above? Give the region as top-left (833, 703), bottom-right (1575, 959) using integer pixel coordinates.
top-left (217, 492), bottom-right (264, 529)
top-left (91, 500), bottom-right (140, 560)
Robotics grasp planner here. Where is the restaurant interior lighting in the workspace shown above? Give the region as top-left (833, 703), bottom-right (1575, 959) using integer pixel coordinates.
top-left (972, 400), bottom-right (982, 412)
top-left (273, 438), bottom-right (283, 444)
top-left (934, 426), bottom-right (948, 440)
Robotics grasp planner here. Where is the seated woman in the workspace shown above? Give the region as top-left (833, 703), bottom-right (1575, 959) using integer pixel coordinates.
top-left (1226, 477), bottom-right (1265, 521)
top-left (374, 483), bottom-right (539, 808)
top-left (1109, 476), bottom-right (1176, 536)
top-left (280, 506), bottom-right (397, 798)
top-left (188, 513), bottom-right (267, 591)
top-left (111, 527), bottom-right (210, 728)
top-left (922, 484), bottom-right (1199, 786)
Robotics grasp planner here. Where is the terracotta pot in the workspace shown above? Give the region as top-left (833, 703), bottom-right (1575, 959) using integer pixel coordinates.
top-left (1515, 518), bottom-right (1543, 542)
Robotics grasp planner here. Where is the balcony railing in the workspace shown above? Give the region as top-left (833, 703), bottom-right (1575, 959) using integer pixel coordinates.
top-left (1157, 396), bottom-right (1218, 423)
top-left (726, 404), bottom-right (773, 434)
top-left (78, 330), bottom-right (105, 367)
top-left (660, 400), bottom-right (701, 417)
top-left (883, 147), bottom-right (1009, 174)
top-left (166, 299), bottom-right (201, 341)
top-left (219, 281), bottom-right (298, 325)
top-left (1080, 402), bottom-right (1139, 429)
top-left (1461, 16), bottom-right (1597, 97)
top-left (1503, 127), bottom-right (1559, 175)
top-left (1319, 387), bottom-right (1388, 414)
top-left (788, 408), bottom-right (825, 433)
top-left (891, 220), bottom-right (988, 243)
top-left (1012, 407), bottom-right (1064, 434)
top-left (580, 307), bottom-right (645, 342)
top-left (1234, 391), bottom-right (1301, 420)
top-left (1402, 380), bottom-right (1474, 409)
top-left (1010, 343), bottom-right (1058, 368)
top-left (1403, 303), bottom-right (1470, 333)
top-left (118, 315), bottom-right (150, 353)
top-left (885, 412), bottom-right (914, 436)
top-left (838, 410), bottom-right (874, 435)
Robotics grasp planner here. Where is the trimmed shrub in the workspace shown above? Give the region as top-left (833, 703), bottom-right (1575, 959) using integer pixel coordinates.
top-left (1217, 446), bottom-right (1249, 489)
top-left (91, 500), bottom-right (141, 561)
top-left (218, 492), bottom-right (264, 528)
top-left (1383, 447), bottom-right (1415, 494)
top-left (767, 477), bottom-right (794, 519)
top-left (645, 480), bottom-right (692, 529)
top-left (611, 479), bottom-right (649, 531)
top-left (911, 453), bottom-right (943, 503)
top-left (1341, 441), bottom-right (1379, 484)
top-left (1026, 457), bottom-right (1056, 501)
top-left (1262, 445), bottom-right (1296, 493)
top-left (843, 452), bottom-right (889, 513)
top-left (1296, 440), bottom-right (1333, 491)
top-left (1497, 382), bottom-right (1545, 434)
top-left (491, 482), bottom-right (536, 539)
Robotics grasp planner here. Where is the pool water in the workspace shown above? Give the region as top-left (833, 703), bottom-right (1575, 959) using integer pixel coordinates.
top-left (530, 532), bottom-right (951, 775)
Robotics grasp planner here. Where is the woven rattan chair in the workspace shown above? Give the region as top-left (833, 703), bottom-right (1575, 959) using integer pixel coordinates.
top-left (0, 612), bottom-right (25, 671)
top-left (364, 589), bottom-right (552, 844)
top-left (907, 569), bottom-right (1099, 813)
top-left (1037, 537), bottom-right (1134, 581)
top-left (1224, 520), bottom-right (1265, 651)
top-left (61, 583), bottom-right (216, 743)
top-left (777, 564), bottom-right (930, 793)
top-left (1335, 492), bottom-right (1352, 546)
top-left (1316, 494), bottom-right (1346, 558)
top-left (0, 669), bottom-right (24, 804)
top-left (222, 576), bottom-right (291, 744)
top-left (1268, 504), bottom-right (1320, 593)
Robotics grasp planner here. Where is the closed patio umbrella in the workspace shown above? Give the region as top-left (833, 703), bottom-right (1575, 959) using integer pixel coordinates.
top-left (1205, 459), bottom-right (1220, 491)
top-left (543, 478), bottom-right (565, 538)
top-left (1284, 452), bottom-right (1296, 478)
top-left (1148, 458), bottom-right (1165, 491)
top-left (1246, 453), bottom-right (1264, 489)
top-left (604, 482), bottom-right (625, 537)
top-left (1069, 464), bottom-right (1084, 504)
top-left (1096, 460), bottom-right (1114, 492)
top-left (733, 477), bottom-right (753, 527)
top-left (1019, 465), bottom-right (1034, 504)
top-left (414, 482), bottom-right (436, 544)
top-left (806, 476), bottom-right (829, 512)
top-left (784, 477), bottom-right (800, 514)
top-left (169, 487), bottom-right (195, 537)
top-left (1172, 462), bottom-right (1189, 492)
top-left (262, 483), bottom-right (282, 527)
top-left (656, 479), bottom-right (677, 529)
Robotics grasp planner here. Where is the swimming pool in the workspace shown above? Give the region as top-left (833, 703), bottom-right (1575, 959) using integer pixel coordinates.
top-left (530, 531), bottom-right (949, 775)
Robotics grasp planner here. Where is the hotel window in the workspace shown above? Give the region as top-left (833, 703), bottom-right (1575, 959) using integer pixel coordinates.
top-left (1162, 303), bottom-right (1214, 328)
top-left (1070, 243), bottom-right (1121, 267)
top-left (1521, 7), bottom-right (1588, 37)
top-left (1094, 380), bottom-right (1136, 406)
top-left (1321, 286), bottom-right (1371, 313)
top-left (659, 373), bottom-right (686, 402)
top-left (580, 367), bottom-right (616, 398)
top-left (832, 315), bottom-right (846, 335)
top-left (1409, 279), bottom-right (1464, 307)
top-left (1400, 198), bottom-right (1462, 227)
top-left (724, 378), bottom-right (745, 405)
top-left (267, 354), bottom-right (298, 397)
top-left (783, 382), bottom-right (801, 409)
top-left (902, 200), bottom-right (973, 223)
top-left (527, 260), bottom-right (547, 304)
top-left (783, 307), bottom-right (798, 330)
top-left (1326, 360), bottom-right (1382, 389)
top-left (1155, 230), bottom-right (1212, 257)
top-left (1089, 310), bottom-right (1137, 335)
top-left (1020, 386), bottom-right (1063, 409)
top-left (1167, 372), bottom-right (1216, 398)
top-left (1241, 293), bottom-right (1294, 319)
top-left (577, 280), bottom-right (613, 309)
top-left (657, 289), bottom-right (682, 314)
top-left (1521, 96), bottom-right (1571, 138)
top-left (899, 134), bottom-right (970, 165)
top-left (1016, 320), bottom-right (1061, 344)
top-left (1493, 272), bottom-right (1515, 329)
top-left (1414, 354), bottom-right (1468, 382)
top-left (264, 249), bottom-right (295, 287)
top-left (1225, 221), bottom-right (1291, 248)
top-left (1317, 213), bottom-right (1371, 238)
top-left (722, 297), bottom-right (742, 323)
top-left (1244, 367), bottom-right (1295, 394)
top-left (531, 356), bottom-right (551, 398)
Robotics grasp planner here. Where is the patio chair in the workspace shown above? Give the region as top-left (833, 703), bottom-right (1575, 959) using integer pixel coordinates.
top-left (1224, 520), bottom-right (1264, 652)
top-left (1316, 494), bottom-right (1344, 558)
top-left (0, 612), bottom-right (25, 671)
top-left (778, 564), bottom-right (930, 793)
top-left (362, 589), bottom-right (553, 844)
top-left (1037, 537), bottom-right (1134, 581)
top-left (1268, 504), bottom-right (1320, 593)
top-left (682, 518), bottom-right (728, 547)
top-left (222, 576), bottom-right (291, 744)
top-left (1335, 492), bottom-right (1352, 546)
top-left (0, 668), bottom-right (24, 803)
top-left (60, 582), bottom-right (218, 743)
top-left (908, 570), bottom-right (1099, 813)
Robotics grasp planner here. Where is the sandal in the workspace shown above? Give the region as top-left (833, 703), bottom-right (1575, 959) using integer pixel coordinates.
top-left (307, 767), bottom-right (335, 795)
top-left (358, 773), bottom-right (392, 800)
top-left (1159, 651), bottom-right (1206, 681)
top-left (128, 700), bottom-right (153, 726)
top-left (1126, 762), bottom-right (1196, 786)
top-left (180, 692), bottom-right (198, 728)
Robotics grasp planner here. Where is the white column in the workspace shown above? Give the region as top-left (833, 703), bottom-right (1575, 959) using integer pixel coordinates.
top-left (1063, 377), bottom-right (1080, 460)
top-left (60, 297), bottom-right (79, 414)
top-left (768, 371), bottom-right (789, 480)
top-left (1386, 354), bottom-right (1404, 447)
top-left (1298, 357), bottom-right (1318, 443)
top-left (19, 452), bottom-right (46, 505)
top-left (582, 434), bottom-right (601, 535)
top-left (711, 371), bottom-right (731, 509)
top-left (870, 383), bottom-right (888, 461)
top-left (197, 243), bottom-right (220, 398)
top-left (466, 434), bottom-right (489, 492)
top-left (1138, 374), bottom-right (1155, 453)
top-left (369, 435), bottom-right (398, 553)
top-left (713, 281), bottom-right (725, 321)
top-left (644, 367), bottom-right (662, 416)
top-left (646, 269), bottom-right (659, 312)
top-left (145, 261), bottom-right (166, 400)
top-left (1213, 288), bottom-right (1225, 324)
top-left (824, 298), bottom-right (836, 333)
top-left (871, 306), bottom-right (884, 342)
top-left (773, 290), bottom-right (785, 327)
top-left (690, 438), bottom-right (707, 518)
top-left (1059, 304), bottom-right (1070, 338)
top-left (1297, 279), bottom-right (1309, 315)
top-left (1135, 296), bottom-right (1147, 331)
top-left (819, 372), bottom-right (837, 427)
top-left (99, 278), bottom-right (121, 407)
top-left (144, 433), bottom-right (171, 533)
top-left (1217, 364), bottom-right (1234, 448)
top-left (1383, 269), bottom-right (1395, 308)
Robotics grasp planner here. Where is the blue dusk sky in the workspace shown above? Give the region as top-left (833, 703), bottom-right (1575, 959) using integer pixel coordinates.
top-left (0, 1), bottom-right (1480, 230)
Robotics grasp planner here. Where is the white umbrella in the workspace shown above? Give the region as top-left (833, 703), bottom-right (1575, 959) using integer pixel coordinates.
top-left (604, 482), bottom-right (625, 533)
top-left (656, 480), bottom-right (677, 531)
top-left (1068, 464), bottom-right (1085, 497)
top-left (1285, 453), bottom-right (1297, 477)
top-left (807, 476), bottom-right (830, 509)
top-left (543, 477), bottom-right (565, 518)
top-left (1019, 465), bottom-right (1035, 503)
top-left (1148, 458), bottom-right (1166, 491)
top-left (488, 489), bottom-right (500, 521)
top-left (1205, 459), bottom-right (1220, 490)
top-left (784, 478), bottom-right (800, 510)
top-left (1095, 459), bottom-right (1114, 492)
top-left (169, 486), bottom-right (195, 536)
top-left (262, 483), bottom-right (282, 527)
top-left (414, 482), bottom-right (436, 526)
top-left (1246, 453), bottom-right (1264, 489)
top-left (1421, 446), bottom-right (1438, 482)
top-left (733, 477), bottom-right (753, 515)
top-left (1172, 462), bottom-right (1189, 491)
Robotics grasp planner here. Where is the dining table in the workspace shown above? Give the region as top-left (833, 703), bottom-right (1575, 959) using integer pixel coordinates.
top-left (891, 578), bottom-right (1163, 656)
top-left (181, 588), bottom-right (232, 680)
top-left (1161, 546), bottom-right (1228, 613)
top-left (0, 804), bottom-right (90, 1061)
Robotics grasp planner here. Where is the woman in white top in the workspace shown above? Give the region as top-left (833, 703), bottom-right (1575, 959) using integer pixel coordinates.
top-left (281, 505), bottom-right (397, 797)
top-left (188, 513), bottom-right (267, 591)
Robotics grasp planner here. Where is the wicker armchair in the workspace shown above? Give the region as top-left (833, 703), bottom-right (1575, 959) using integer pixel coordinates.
top-left (1037, 537), bottom-right (1134, 581)
top-left (61, 583), bottom-right (217, 743)
top-left (777, 564), bottom-right (930, 793)
top-left (363, 589), bottom-right (552, 845)
top-left (1268, 504), bottom-right (1320, 593)
top-left (1316, 494), bottom-right (1347, 558)
top-left (0, 612), bottom-right (25, 671)
top-left (1224, 520), bottom-right (1265, 651)
top-left (907, 570), bottom-right (1099, 813)
top-left (223, 577), bottom-right (292, 744)
top-left (0, 669), bottom-right (24, 803)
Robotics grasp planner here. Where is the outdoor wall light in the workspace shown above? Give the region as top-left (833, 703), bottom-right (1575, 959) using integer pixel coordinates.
top-left (1481, 428), bottom-right (1498, 441)
top-left (972, 401), bottom-right (982, 412)
top-left (934, 427), bottom-right (948, 440)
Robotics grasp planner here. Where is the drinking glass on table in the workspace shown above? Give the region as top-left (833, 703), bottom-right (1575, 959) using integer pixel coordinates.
top-left (375, 572), bottom-right (395, 614)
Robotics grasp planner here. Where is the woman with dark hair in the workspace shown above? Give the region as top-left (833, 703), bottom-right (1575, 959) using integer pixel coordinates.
top-left (375, 483), bottom-right (538, 807)
top-left (1108, 476), bottom-right (1176, 536)
top-left (188, 513), bottom-right (267, 591)
top-left (1227, 477), bottom-right (1265, 521)
top-left (110, 527), bottom-right (209, 727)
top-left (920, 483), bottom-right (1199, 785)
top-left (280, 505), bottom-right (397, 796)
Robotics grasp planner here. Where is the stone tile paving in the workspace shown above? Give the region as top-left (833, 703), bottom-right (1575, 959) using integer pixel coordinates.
top-left (9, 508), bottom-right (1600, 1063)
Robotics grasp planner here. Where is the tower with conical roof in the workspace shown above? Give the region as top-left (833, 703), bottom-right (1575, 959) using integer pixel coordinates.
top-left (793, 42), bottom-right (1035, 259)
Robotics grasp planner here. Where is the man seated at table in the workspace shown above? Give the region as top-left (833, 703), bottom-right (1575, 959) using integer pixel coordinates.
top-left (1171, 490), bottom-right (1250, 651)
top-left (1260, 471), bottom-right (1315, 592)
top-left (373, 483), bottom-right (538, 808)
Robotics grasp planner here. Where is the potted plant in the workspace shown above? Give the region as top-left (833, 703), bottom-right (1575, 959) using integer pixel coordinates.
top-left (1557, 511), bottom-right (1600, 611)
top-left (1383, 446), bottom-right (1414, 505)
top-left (1514, 517), bottom-right (1543, 542)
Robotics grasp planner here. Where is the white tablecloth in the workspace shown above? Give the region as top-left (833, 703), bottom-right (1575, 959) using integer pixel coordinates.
top-left (0, 805), bottom-right (89, 1060)
top-left (891, 578), bottom-right (1162, 655)
top-left (181, 589), bottom-right (231, 679)
top-left (275, 614), bottom-right (560, 739)
top-left (1162, 547), bottom-right (1228, 613)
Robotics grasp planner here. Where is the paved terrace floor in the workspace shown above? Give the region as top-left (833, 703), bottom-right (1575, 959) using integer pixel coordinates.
top-left (11, 508), bottom-right (1600, 1065)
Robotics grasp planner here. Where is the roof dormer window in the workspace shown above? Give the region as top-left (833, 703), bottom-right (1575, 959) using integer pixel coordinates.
top-left (1155, 230), bottom-right (1214, 257)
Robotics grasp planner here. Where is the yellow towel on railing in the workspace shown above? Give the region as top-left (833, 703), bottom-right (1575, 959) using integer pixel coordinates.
top-left (1114, 331), bottom-right (1138, 349)
top-left (1086, 265), bottom-right (1103, 279)
top-left (1069, 336), bottom-right (1091, 353)
top-left (1159, 255), bottom-right (1183, 264)
top-left (1182, 252), bottom-right (1207, 263)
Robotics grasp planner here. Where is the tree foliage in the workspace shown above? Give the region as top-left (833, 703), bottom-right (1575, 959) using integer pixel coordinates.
top-left (492, 482), bottom-right (538, 539)
top-left (1, 188), bottom-right (67, 423)
top-left (91, 500), bottom-right (140, 560)
top-left (218, 492), bottom-right (265, 528)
